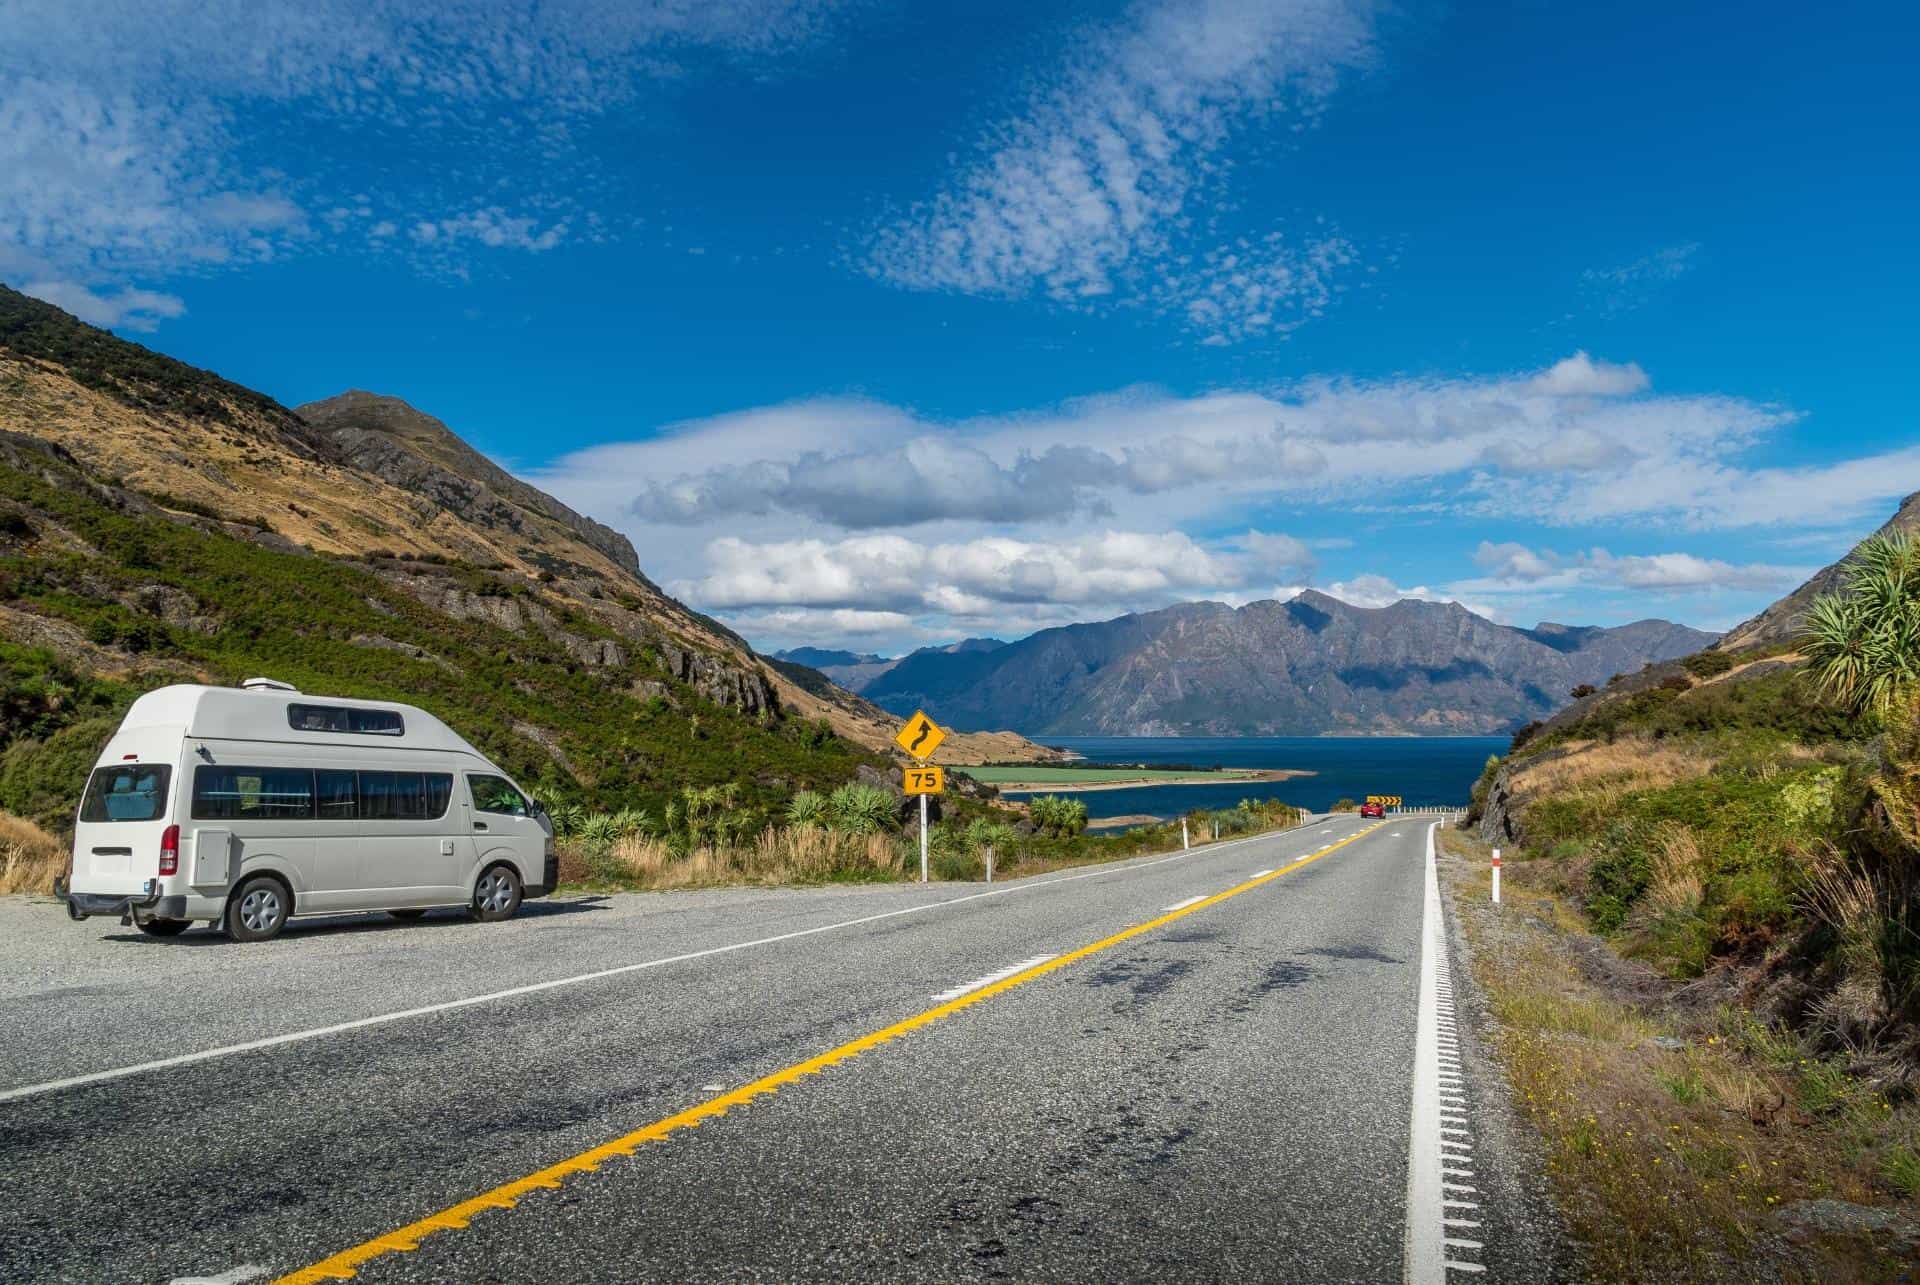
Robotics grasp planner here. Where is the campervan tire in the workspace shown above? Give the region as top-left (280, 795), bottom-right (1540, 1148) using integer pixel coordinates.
top-left (137, 918), bottom-right (192, 937)
top-left (472, 864), bottom-right (522, 923)
top-left (226, 875), bottom-right (291, 942)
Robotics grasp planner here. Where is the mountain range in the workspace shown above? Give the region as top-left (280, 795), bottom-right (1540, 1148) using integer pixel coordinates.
top-left (788, 596), bottom-right (1716, 737)
top-left (0, 284), bottom-right (1044, 837)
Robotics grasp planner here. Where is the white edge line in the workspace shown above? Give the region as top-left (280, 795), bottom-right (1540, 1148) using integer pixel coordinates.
top-left (2, 821), bottom-right (1350, 1106)
top-left (1404, 819), bottom-right (1447, 1285)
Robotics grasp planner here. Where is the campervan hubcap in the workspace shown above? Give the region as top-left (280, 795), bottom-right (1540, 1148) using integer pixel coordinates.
top-left (240, 888), bottom-right (282, 933)
top-left (478, 872), bottom-right (512, 912)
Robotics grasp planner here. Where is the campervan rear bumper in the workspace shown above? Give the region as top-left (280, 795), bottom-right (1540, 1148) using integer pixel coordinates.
top-left (54, 877), bottom-right (183, 923)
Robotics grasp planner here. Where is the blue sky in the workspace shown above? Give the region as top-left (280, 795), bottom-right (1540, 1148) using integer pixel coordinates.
top-left (4, 0), bottom-right (1916, 653)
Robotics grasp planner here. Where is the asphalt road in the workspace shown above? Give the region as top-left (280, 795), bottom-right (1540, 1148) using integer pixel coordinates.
top-left (0, 815), bottom-right (1554, 1283)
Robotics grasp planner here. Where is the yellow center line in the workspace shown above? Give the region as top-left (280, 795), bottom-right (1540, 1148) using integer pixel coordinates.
top-left (276, 822), bottom-right (1385, 1283)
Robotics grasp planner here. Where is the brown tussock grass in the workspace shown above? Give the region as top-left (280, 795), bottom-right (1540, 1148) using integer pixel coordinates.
top-left (0, 811), bottom-right (67, 895)
top-left (1511, 737), bottom-right (1721, 800)
top-left (1442, 826), bottom-right (1918, 1283)
top-left (580, 826), bottom-right (905, 890)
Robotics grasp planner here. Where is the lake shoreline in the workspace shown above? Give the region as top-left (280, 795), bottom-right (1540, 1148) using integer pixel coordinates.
top-left (990, 767), bottom-right (1311, 794)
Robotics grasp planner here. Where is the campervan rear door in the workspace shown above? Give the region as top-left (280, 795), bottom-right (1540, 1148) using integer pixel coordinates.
top-left (72, 761), bottom-right (174, 895)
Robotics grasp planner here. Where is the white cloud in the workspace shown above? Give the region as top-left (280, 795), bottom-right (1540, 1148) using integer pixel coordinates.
top-left (682, 528), bottom-right (1310, 624)
top-left (1464, 541), bottom-right (1804, 595)
top-left (520, 350), bottom-right (1907, 650)
top-left (540, 350), bottom-right (1895, 541)
top-left (1523, 351), bottom-right (1649, 398)
top-left (0, 0), bottom-right (847, 306)
top-left (16, 278), bottom-right (186, 330)
top-left (1472, 541), bottom-right (1559, 583)
top-left (1319, 574), bottom-right (1497, 618)
top-left (740, 607), bottom-right (918, 641)
top-left (1583, 242), bottom-right (1700, 316)
top-left (863, 0), bottom-right (1376, 340)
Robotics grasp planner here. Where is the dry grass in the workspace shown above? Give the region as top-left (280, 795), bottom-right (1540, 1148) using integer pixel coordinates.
top-left (0, 810), bottom-right (67, 895)
top-left (1443, 826), bottom-right (1920, 1282)
top-left (1511, 737), bottom-right (1720, 801)
top-left (570, 826), bottom-right (906, 890)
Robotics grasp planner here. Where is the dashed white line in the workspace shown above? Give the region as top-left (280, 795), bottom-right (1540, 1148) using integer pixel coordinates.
top-left (168, 1268), bottom-right (266, 1285)
top-left (1161, 895), bottom-right (1207, 912)
top-left (930, 955), bottom-right (1058, 1003)
top-left (1251, 869), bottom-right (1274, 878)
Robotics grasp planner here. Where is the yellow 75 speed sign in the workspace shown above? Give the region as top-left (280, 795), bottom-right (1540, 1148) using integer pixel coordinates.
top-left (902, 766), bottom-right (944, 795)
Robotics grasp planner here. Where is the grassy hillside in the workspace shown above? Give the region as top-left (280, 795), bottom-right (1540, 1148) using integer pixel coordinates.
top-left (0, 434), bottom-right (885, 833)
top-left (1468, 534), bottom-right (1920, 1067)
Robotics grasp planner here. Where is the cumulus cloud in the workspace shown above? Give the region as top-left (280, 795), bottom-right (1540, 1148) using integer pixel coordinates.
top-left (1523, 351), bottom-right (1649, 398)
top-left (0, 0), bottom-right (847, 309)
top-left (15, 278), bottom-right (186, 330)
top-left (1319, 574), bottom-right (1493, 616)
top-left (1464, 541), bottom-right (1803, 595)
top-left (681, 528), bottom-right (1311, 623)
top-left (623, 405), bottom-right (1332, 527)
top-left (519, 349), bottom-right (1907, 650)
top-left (863, 0), bottom-right (1377, 340)
top-left (540, 350), bottom-right (1898, 540)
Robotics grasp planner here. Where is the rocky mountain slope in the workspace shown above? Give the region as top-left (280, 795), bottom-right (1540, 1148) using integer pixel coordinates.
top-left (1717, 489), bottom-right (1920, 653)
top-left (0, 285), bottom-right (1043, 811)
top-left (858, 592), bottom-right (1715, 736)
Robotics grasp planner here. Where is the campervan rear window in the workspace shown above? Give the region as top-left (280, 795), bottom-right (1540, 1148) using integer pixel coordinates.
top-left (80, 765), bottom-right (172, 823)
top-left (287, 703), bottom-right (405, 736)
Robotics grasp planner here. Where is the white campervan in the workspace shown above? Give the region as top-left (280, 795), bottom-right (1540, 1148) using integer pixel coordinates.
top-left (59, 679), bottom-right (557, 941)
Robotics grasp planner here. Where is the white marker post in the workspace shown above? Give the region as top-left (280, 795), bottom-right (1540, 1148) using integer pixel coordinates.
top-left (919, 792), bottom-right (929, 884)
top-left (985, 845), bottom-right (994, 885)
top-left (1491, 847), bottom-right (1501, 905)
top-left (1182, 818), bottom-right (1190, 850)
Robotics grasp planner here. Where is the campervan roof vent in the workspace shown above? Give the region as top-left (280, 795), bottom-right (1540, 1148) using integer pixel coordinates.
top-left (240, 677), bottom-right (300, 693)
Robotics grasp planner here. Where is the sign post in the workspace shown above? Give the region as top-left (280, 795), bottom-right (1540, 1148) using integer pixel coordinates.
top-left (894, 712), bottom-right (947, 885)
top-left (1492, 847), bottom-right (1502, 905)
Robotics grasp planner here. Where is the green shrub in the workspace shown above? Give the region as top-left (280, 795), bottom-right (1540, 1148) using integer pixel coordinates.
top-left (1028, 794), bottom-right (1089, 837)
top-left (0, 715), bottom-right (119, 831)
top-left (786, 790), bottom-right (828, 827)
top-left (828, 784), bottom-right (896, 835)
top-left (1585, 823), bottom-right (1653, 932)
top-left (1681, 650), bottom-right (1736, 679)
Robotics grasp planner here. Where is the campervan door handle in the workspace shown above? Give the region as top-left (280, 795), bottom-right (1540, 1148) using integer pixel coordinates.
top-left (473, 821), bottom-right (488, 832)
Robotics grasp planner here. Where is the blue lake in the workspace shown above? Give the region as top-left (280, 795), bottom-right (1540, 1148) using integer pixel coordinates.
top-left (1001, 736), bottom-right (1507, 819)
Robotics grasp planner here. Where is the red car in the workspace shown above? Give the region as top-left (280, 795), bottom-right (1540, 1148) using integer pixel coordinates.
top-left (1359, 801), bottom-right (1386, 818)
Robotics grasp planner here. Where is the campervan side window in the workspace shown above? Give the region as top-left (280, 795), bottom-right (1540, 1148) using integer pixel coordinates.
top-left (287, 703), bottom-right (405, 736)
top-left (80, 765), bottom-right (172, 823)
top-left (193, 767), bottom-right (315, 820)
top-left (316, 769), bottom-right (357, 819)
top-left (358, 771), bottom-right (454, 821)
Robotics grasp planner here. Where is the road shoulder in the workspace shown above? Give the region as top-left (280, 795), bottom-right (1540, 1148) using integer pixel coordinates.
top-left (1434, 824), bottom-right (1581, 1282)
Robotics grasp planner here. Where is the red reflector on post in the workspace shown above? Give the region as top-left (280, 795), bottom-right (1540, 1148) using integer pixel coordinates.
top-left (159, 824), bottom-right (180, 876)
